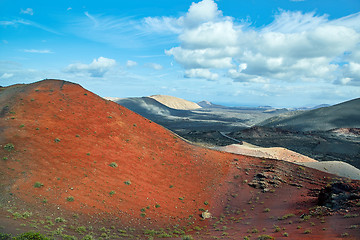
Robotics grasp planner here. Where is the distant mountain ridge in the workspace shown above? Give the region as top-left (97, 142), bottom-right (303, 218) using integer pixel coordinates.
top-left (197, 100), bottom-right (224, 108)
top-left (261, 98), bottom-right (360, 131)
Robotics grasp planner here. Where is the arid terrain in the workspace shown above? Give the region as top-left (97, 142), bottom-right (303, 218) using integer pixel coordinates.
top-left (114, 95), bottom-right (360, 171)
top-left (0, 80), bottom-right (360, 239)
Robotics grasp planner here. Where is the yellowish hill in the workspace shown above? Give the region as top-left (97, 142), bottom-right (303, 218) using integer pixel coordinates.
top-left (149, 95), bottom-right (201, 110)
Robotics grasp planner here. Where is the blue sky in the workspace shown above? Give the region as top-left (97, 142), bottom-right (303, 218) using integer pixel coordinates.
top-left (1, 0), bottom-right (360, 107)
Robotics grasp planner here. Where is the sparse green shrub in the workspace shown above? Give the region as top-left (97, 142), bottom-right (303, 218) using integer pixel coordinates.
top-left (0, 232), bottom-right (11, 240)
top-left (283, 232), bottom-right (289, 237)
top-left (182, 235), bottom-right (194, 240)
top-left (193, 226), bottom-right (202, 231)
top-left (109, 162), bottom-right (118, 168)
top-left (279, 213), bottom-right (295, 220)
top-left (273, 225), bottom-right (281, 232)
top-left (22, 211), bottom-right (32, 219)
top-left (155, 204), bottom-right (160, 208)
top-left (61, 235), bottom-right (76, 240)
top-left (344, 213), bottom-right (359, 218)
top-left (109, 191), bottom-right (115, 196)
top-left (19, 124), bottom-right (25, 128)
top-left (341, 233), bottom-right (349, 237)
top-left (257, 235), bottom-right (274, 240)
top-left (54, 138), bottom-right (61, 143)
top-left (4, 143), bottom-right (14, 151)
top-left (12, 212), bottom-right (23, 219)
top-left (140, 213), bottom-right (146, 217)
top-left (13, 231), bottom-right (50, 240)
top-left (304, 229), bottom-right (311, 234)
top-left (124, 180), bottom-right (131, 185)
top-left (179, 197), bottom-right (184, 200)
top-left (55, 217), bottom-right (66, 223)
top-left (66, 196), bottom-right (74, 202)
top-left (34, 182), bottom-right (44, 188)
top-left (76, 226), bottom-right (87, 234)
top-left (264, 208), bottom-right (270, 212)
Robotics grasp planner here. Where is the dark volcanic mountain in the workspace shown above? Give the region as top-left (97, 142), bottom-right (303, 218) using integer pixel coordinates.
top-left (261, 98), bottom-right (360, 132)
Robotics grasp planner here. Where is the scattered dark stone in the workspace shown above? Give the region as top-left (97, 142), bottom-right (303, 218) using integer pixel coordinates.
top-left (248, 172), bottom-right (283, 189)
top-left (318, 182), bottom-right (360, 209)
top-left (289, 182), bottom-right (303, 188)
top-left (0, 105), bottom-right (10, 117)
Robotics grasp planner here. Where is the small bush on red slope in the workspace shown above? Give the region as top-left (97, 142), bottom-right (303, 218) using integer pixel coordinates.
top-left (33, 182), bottom-right (44, 188)
top-left (109, 162), bottom-right (118, 168)
top-left (55, 217), bottom-right (66, 223)
top-left (182, 235), bottom-right (194, 240)
top-left (4, 143), bottom-right (14, 151)
top-left (66, 196), bottom-right (74, 202)
top-left (257, 235), bottom-right (274, 240)
top-left (13, 231), bottom-right (50, 240)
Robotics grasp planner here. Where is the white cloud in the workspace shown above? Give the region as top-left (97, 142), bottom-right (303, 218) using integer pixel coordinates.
top-left (166, 47), bottom-right (235, 69)
top-left (64, 57), bottom-right (116, 77)
top-left (146, 63), bottom-right (163, 70)
top-left (23, 49), bottom-right (53, 54)
top-left (185, 68), bottom-right (218, 80)
top-left (0, 21), bottom-right (17, 26)
top-left (185, 0), bottom-right (222, 28)
top-left (20, 8), bottom-right (34, 15)
top-left (71, 12), bottom-right (154, 48)
top-left (0, 73), bottom-right (14, 79)
top-left (180, 21), bottom-right (239, 49)
top-left (143, 17), bottom-right (182, 34)
top-left (126, 60), bottom-right (137, 68)
top-left (161, 0), bottom-right (360, 84)
top-left (263, 11), bottom-right (328, 33)
top-left (0, 19), bottom-right (60, 34)
top-left (340, 62), bottom-right (360, 85)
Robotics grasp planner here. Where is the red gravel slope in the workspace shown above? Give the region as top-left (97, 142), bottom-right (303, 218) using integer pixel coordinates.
top-left (0, 80), bottom-right (359, 239)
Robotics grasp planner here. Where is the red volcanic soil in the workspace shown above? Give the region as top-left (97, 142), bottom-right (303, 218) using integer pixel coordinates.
top-left (0, 80), bottom-right (359, 239)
